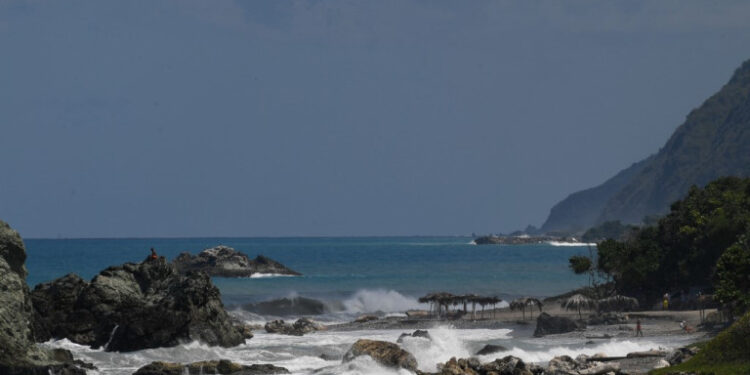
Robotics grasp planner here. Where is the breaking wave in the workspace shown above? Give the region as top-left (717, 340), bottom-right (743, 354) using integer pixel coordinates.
top-left (342, 289), bottom-right (428, 314)
top-left (547, 241), bottom-right (597, 247)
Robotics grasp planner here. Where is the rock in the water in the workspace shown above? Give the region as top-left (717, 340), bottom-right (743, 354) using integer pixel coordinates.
top-left (436, 357), bottom-right (481, 375)
top-left (354, 314), bottom-right (379, 323)
top-left (173, 246), bottom-right (300, 277)
top-left (480, 355), bottom-right (531, 374)
top-left (342, 339), bottom-right (418, 371)
top-left (397, 329), bottom-right (431, 343)
top-left (0, 220), bottom-right (89, 374)
top-left (243, 296), bottom-right (328, 316)
top-left (133, 360), bottom-right (289, 375)
top-left (533, 312), bottom-right (583, 337)
top-left (32, 256), bottom-right (245, 352)
top-left (264, 318), bottom-right (323, 336)
top-left (475, 344), bottom-right (508, 356)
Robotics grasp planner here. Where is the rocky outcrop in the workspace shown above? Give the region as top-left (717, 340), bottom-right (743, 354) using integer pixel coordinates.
top-left (133, 360), bottom-right (289, 375)
top-left (264, 318), bottom-right (324, 336)
top-left (243, 296), bottom-right (327, 316)
top-left (173, 246), bottom-right (300, 277)
top-left (397, 329), bottom-right (431, 343)
top-left (342, 339), bottom-right (418, 372)
top-left (0, 220), bottom-right (88, 375)
top-left (533, 312), bottom-right (583, 337)
top-left (546, 355), bottom-right (620, 375)
top-left (31, 256), bottom-right (245, 352)
top-left (429, 355), bottom-right (541, 375)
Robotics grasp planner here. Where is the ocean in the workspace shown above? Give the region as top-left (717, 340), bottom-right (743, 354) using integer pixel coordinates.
top-left (25, 237), bottom-right (692, 374)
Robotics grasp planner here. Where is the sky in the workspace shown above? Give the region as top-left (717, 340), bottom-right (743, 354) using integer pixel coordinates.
top-left (2, 1), bottom-right (750, 238)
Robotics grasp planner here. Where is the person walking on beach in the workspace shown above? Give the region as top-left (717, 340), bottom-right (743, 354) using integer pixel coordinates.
top-left (635, 319), bottom-right (643, 337)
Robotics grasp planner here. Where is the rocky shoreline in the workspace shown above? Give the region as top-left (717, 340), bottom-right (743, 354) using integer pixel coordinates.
top-left (0, 219), bottom-right (715, 375)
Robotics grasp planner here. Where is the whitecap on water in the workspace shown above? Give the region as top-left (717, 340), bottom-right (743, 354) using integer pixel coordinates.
top-left (342, 289), bottom-right (428, 314)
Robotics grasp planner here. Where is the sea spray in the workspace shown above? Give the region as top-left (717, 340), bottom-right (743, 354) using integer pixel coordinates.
top-left (103, 324), bottom-right (119, 351)
top-left (400, 327), bottom-right (471, 372)
top-left (342, 289), bottom-right (427, 314)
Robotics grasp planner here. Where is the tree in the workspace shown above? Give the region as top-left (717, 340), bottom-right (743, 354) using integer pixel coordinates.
top-left (715, 230), bottom-right (750, 315)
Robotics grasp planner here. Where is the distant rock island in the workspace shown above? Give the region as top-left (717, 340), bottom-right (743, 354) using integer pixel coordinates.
top-left (542, 58), bottom-right (750, 234)
top-left (473, 235), bottom-right (586, 245)
top-left (173, 245), bottom-right (301, 278)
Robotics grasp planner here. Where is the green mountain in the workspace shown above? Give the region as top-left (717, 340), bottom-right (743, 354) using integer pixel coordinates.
top-left (542, 58), bottom-right (750, 233)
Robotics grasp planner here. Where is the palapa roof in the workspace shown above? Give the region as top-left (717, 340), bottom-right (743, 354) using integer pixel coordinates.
top-left (510, 297), bottom-right (543, 311)
top-left (560, 293), bottom-right (597, 310)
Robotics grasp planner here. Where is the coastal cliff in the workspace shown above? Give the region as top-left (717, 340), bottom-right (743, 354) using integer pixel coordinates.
top-left (542, 58), bottom-right (750, 233)
top-left (0, 220), bottom-right (87, 374)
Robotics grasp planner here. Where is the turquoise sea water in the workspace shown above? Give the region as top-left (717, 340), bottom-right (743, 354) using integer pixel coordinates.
top-left (25, 237), bottom-right (590, 307)
top-left (28, 237), bottom-right (701, 375)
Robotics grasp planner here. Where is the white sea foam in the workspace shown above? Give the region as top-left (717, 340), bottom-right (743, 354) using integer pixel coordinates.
top-left (342, 289), bottom-right (428, 314)
top-left (547, 241), bottom-right (597, 247)
top-left (249, 273), bottom-right (297, 278)
top-left (482, 339), bottom-right (669, 364)
top-left (40, 327), bottom-right (694, 375)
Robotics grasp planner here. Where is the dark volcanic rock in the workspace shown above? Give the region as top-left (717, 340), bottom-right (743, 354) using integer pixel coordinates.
top-left (533, 312), bottom-right (583, 337)
top-left (133, 360), bottom-right (289, 375)
top-left (0, 220), bottom-right (88, 375)
top-left (432, 355), bottom-right (538, 375)
top-left (244, 296), bottom-right (327, 316)
top-left (343, 339), bottom-right (418, 371)
top-left (173, 246), bottom-right (300, 277)
top-left (32, 256), bottom-right (244, 352)
top-left (475, 344), bottom-right (508, 356)
top-left (397, 329), bottom-right (431, 343)
top-left (264, 318), bottom-right (323, 336)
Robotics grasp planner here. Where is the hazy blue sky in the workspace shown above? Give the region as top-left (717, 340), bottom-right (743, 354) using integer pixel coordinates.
top-left (2, 1), bottom-right (750, 238)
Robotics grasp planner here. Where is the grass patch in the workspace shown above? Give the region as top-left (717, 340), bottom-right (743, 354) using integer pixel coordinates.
top-left (651, 311), bottom-right (750, 375)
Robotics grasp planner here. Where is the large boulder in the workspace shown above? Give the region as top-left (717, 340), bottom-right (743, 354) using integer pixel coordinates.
top-left (133, 360), bottom-right (289, 375)
top-left (0, 220), bottom-right (88, 374)
top-left (533, 312), bottom-right (584, 337)
top-left (264, 318), bottom-right (323, 336)
top-left (342, 339), bottom-right (418, 371)
top-left (173, 246), bottom-right (300, 277)
top-left (32, 255), bottom-right (245, 352)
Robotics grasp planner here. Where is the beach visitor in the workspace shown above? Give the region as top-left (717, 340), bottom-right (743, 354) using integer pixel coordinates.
top-left (635, 319), bottom-right (643, 337)
top-left (149, 247), bottom-right (158, 260)
top-left (663, 293), bottom-right (669, 310)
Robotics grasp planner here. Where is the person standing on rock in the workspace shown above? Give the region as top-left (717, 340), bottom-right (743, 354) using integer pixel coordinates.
top-left (149, 247), bottom-right (158, 261)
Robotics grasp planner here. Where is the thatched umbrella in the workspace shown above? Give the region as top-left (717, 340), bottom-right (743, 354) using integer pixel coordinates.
top-left (510, 297), bottom-right (543, 320)
top-left (419, 292), bottom-right (455, 317)
top-left (597, 295), bottom-right (638, 312)
top-left (561, 294), bottom-right (597, 319)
